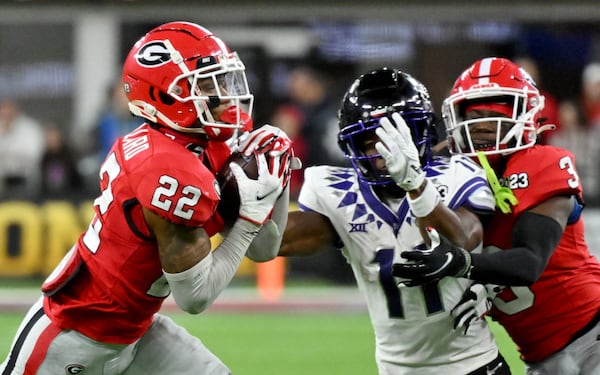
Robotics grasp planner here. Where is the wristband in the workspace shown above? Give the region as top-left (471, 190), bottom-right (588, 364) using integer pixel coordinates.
top-left (458, 247), bottom-right (473, 278)
top-left (408, 180), bottom-right (441, 217)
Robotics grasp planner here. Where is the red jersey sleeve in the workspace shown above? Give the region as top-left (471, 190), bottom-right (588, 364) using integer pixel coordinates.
top-left (127, 137), bottom-right (221, 228)
top-left (506, 145), bottom-right (582, 215)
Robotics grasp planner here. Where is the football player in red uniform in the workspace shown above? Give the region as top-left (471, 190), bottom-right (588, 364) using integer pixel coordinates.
top-left (393, 57), bottom-right (600, 374)
top-left (0, 22), bottom-right (293, 375)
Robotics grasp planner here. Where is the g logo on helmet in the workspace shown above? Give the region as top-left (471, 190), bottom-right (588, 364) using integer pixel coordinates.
top-left (135, 41), bottom-right (172, 67)
top-left (65, 364), bottom-right (85, 374)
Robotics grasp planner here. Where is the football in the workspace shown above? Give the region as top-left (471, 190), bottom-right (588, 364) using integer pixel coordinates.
top-left (215, 151), bottom-right (259, 228)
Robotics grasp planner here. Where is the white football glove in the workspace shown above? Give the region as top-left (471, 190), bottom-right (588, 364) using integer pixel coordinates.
top-left (230, 152), bottom-right (285, 225)
top-left (375, 112), bottom-right (425, 191)
top-left (235, 124), bottom-right (302, 190)
top-left (451, 283), bottom-right (500, 334)
top-left (236, 124), bottom-right (292, 157)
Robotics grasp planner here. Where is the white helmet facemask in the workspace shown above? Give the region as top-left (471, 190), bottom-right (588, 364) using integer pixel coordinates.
top-left (442, 85), bottom-right (544, 156)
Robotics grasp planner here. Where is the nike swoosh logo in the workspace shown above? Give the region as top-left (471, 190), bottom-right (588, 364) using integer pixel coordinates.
top-left (425, 253), bottom-right (453, 277)
top-left (487, 362), bottom-right (503, 375)
top-left (256, 194), bottom-right (269, 201)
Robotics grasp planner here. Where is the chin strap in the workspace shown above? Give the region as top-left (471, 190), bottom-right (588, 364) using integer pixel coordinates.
top-left (476, 152), bottom-right (518, 214)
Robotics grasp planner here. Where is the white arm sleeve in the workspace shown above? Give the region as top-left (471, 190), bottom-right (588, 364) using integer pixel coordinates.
top-left (163, 219), bottom-right (260, 314)
top-left (245, 184), bottom-right (289, 262)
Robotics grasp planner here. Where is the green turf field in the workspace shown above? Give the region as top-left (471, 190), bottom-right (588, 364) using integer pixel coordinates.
top-left (0, 311), bottom-right (524, 374)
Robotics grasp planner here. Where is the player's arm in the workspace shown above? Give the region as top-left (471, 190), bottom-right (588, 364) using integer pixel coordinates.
top-left (374, 113), bottom-right (481, 250)
top-left (144, 208), bottom-right (212, 273)
top-left (236, 125), bottom-right (301, 262)
top-left (393, 194), bottom-right (573, 286)
top-left (375, 112), bottom-right (482, 284)
top-left (469, 195), bottom-right (572, 285)
top-left (146, 152), bottom-right (287, 314)
top-left (412, 188), bottom-right (482, 251)
top-left (144, 207), bottom-right (261, 314)
top-left (245, 184), bottom-right (290, 262)
top-left (279, 210), bottom-right (338, 256)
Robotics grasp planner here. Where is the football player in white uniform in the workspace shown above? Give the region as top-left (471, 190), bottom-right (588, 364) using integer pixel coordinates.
top-left (279, 68), bottom-right (511, 374)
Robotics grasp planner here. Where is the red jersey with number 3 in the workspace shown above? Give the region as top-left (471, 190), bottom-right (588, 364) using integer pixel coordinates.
top-left (42, 124), bottom-right (230, 344)
top-left (484, 145), bottom-right (600, 362)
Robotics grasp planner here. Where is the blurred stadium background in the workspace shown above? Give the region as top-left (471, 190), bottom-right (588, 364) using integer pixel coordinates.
top-left (2, 1), bottom-right (600, 374)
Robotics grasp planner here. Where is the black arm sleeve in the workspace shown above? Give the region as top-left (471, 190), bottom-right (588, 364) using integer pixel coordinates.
top-left (468, 212), bottom-right (563, 285)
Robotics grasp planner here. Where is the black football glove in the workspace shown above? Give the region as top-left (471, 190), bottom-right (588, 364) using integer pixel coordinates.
top-left (451, 283), bottom-right (498, 335)
top-left (392, 233), bottom-right (472, 286)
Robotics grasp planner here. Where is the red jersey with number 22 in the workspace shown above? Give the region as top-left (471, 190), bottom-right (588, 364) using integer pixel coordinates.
top-left (484, 145), bottom-right (600, 362)
top-left (42, 124), bottom-right (230, 344)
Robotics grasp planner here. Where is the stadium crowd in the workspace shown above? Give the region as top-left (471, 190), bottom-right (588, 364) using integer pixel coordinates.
top-left (1, 59), bottom-right (600, 206)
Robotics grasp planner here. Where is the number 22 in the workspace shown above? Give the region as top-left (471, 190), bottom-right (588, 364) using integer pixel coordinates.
top-left (83, 152), bottom-right (202, 253)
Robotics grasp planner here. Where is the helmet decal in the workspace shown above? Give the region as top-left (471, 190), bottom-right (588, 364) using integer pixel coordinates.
top-left (135, 41), bottom-right (172, 67)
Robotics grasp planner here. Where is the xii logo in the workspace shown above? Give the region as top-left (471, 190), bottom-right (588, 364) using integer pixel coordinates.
top-left (349, 222), bottom-right (367, 233)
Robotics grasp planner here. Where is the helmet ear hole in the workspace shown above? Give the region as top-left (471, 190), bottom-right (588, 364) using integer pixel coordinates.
top-left (158, 91), bottom-right (175, 105)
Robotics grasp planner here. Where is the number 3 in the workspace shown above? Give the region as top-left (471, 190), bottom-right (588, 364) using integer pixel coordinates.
top-left (559, 156), bottom-right (579, 189)
top-left (83, 152), bottom-right (120, 253)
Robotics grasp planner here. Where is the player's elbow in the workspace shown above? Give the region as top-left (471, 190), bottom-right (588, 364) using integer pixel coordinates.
top-left (164, 257), bottom-right (214, 315)
top-left (513, 272), bottom-right (540, 286)
top-left (169, 285), bottom-right (212, 314)
top-left (522, 257), bottom-right (546, 285)
top-left (175, 297), bottom-right (209, 315)
top-left (245, 241), bottom-right (279, 262)
top-left (246, 251), bottom-right (277, 263)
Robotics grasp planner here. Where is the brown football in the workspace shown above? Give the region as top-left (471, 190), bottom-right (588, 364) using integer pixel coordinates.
top-left (215, 151), bottom-right (259, 228)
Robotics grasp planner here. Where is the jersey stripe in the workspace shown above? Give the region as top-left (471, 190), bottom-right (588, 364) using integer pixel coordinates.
top-left (23, 322), bottom-right (61, 375)
top-left (2, 307), bottom-right (44, 375)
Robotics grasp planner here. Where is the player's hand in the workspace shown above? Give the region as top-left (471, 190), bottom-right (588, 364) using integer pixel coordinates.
top-left (392, 230), bottom-right (471, 286)
top-left (375, 112), bottom-right (425, 191)
top-left (236, 124), bottom-right (301, 190)
top-left (279, 147), bottom-right (302, 190)
top-left (230, 152), bottom-right (285, 225)
top-left (451, 283), bottom-right (498, 334)
top-left (236, 124), bottom-right (292, 157)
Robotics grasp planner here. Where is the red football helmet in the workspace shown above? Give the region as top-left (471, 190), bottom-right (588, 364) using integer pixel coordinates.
top-left (442, 57), bottom-right (545, 156)
top-left (122, 21), bottom-right (253, 141)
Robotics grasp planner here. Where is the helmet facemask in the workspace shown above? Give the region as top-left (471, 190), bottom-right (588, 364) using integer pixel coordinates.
top-left (167, 51), bottom-right (254, 141)
top-left (443, 89), bottom-right (543, 156)
top-left (338, 110), bottom-right (436, 186)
